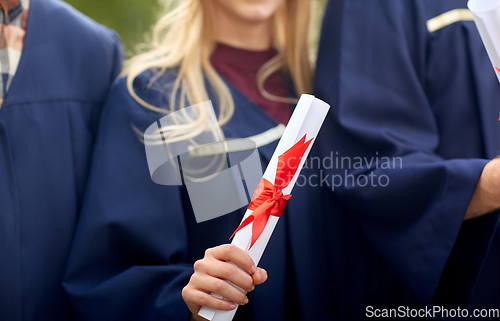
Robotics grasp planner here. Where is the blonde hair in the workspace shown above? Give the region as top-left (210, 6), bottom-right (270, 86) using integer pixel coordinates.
top-left (125, 0), bottom-right (314, 144)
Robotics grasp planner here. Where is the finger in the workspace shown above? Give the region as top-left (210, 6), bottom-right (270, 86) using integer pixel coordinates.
top-left (183, 288), bottom-right (238, 311)
top-left (207, 244), bottom-right (256, 275)
top-left (251, 268), bottom-right (268, 285)
top-left (199, 259), bottom-right (254, 292)
top-left (191, 273), bottom-right (249, 306)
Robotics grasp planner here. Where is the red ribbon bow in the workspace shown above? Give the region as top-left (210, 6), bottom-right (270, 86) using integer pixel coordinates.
top-left (230, 134), bottom-right (314, 249)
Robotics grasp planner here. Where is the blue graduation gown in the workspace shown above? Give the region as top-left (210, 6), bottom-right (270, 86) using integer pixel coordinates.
top-left (315, 0), bottom-right (500, 319)
top-left (63, 70), bottom-right (334, 321)
top-left (0, 0), bottom-right (123, 320)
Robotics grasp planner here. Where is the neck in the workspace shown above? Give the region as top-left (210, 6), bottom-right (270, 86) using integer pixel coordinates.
top-left (212, 9), bottom-right (272, 51)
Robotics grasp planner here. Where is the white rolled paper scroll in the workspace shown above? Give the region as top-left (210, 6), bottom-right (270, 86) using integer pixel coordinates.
top-left (198, 94), bottom-right (330, 321)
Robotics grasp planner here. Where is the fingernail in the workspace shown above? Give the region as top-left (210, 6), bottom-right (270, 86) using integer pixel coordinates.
top-left (244, 297), bottom-right (249, 304)
top-left (251, 265), bottom-right (257, 273)
top-left (229, 304), bottom-right (237, 309)
top-left (251, 285), bottom-right (255, 291)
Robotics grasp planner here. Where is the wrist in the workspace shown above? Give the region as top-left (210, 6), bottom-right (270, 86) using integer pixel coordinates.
top-left (466, 158), bottom-right (500, 219)
top-left (484, 158), bottom-right (500, 210)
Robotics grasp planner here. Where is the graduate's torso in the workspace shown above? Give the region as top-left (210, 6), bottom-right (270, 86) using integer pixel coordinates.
top-left (0, 0), bottom-right (121, 320)
top-left (315, 0), bottom-right (500, 319)
top-left (129, 70), bottom-right (333, 320)
top-left (183, 88), bottom-right (332, 321)
top-left (0, 99), bottom-right (103, 321)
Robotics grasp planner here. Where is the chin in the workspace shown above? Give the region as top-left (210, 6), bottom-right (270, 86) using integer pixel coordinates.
top-left (213, 0), bottom-right (285, 24)
top-left (237, 5), bottom-right (279, 23)
top-left (241, 13), bottom-right (275, 23)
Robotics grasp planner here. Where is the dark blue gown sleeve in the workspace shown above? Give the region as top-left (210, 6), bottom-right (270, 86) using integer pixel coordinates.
top-left (315, 0), bottom-right (499, 307)
top-left (63, 78), bottom-right (193, 321)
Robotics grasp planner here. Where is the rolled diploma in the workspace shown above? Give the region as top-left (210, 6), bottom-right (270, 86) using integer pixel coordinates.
top-left (468, 0), bottom-right (500, 83)
top-left (198, 94), bottom-right (330, 321)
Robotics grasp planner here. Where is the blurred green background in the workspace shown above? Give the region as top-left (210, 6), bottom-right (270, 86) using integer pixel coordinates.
top-left (62, 0), bottom-right (326, 59)
top-left (63, 0), bottom-right (162, 57)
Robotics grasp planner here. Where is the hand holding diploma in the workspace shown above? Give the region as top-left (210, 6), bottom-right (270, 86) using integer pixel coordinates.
top-left (182, 244), bottom-right (268, 321)
top-left (188, 95), bottom-right (329, 321)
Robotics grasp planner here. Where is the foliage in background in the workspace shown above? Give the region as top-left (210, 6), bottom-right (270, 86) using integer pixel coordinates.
top-left (63, 0), bottom-right (161, 57)
top-left (310, 0), bottom-right (327, 61)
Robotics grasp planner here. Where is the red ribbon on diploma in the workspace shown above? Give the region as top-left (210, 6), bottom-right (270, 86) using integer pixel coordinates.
top-left (230, 134), bottom-right (314, 249)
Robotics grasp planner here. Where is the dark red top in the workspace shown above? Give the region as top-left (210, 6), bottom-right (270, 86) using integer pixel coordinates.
top-left (210, 43), bottom-right (292, 125)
